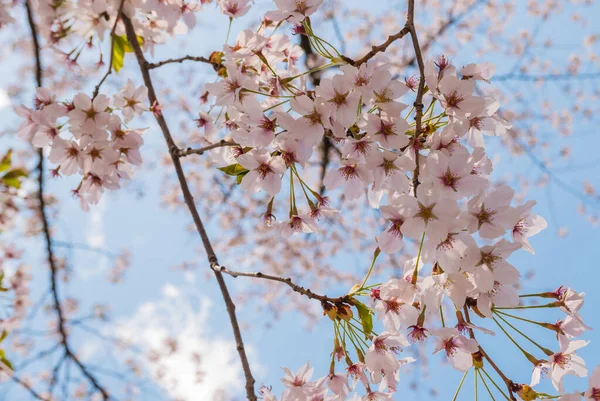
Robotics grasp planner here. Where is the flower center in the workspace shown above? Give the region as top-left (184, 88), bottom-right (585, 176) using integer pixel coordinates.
top-left (415, 203), bottom-right (437, 223)
top-left (259, 116), bottom-right (276, 132)
top-left (441, 168), bottom-right (459, 190)
top-left (552, 352), bottom-right (571, 369)
top-left (444, 91), bottom-right (464, 109)
top-left (476, 205), bottom-right (497, 228)
top-left (340, 164), bottom-right (358, 180)
top-left (329, 90), bottom-right (349, 107)
top-left (407, 326), bottom-right (428, 343)
top-left (437, 233), bottom-right (456, 250)
top-left (256, 164), bottom-right (274, 179)
top-left (377, 121), bottom-right (396, 137)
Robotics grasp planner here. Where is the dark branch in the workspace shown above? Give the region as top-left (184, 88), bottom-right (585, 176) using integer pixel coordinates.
top-left (25, 1), bottom-right (110, 399)
top-left (121, 14), bottom-right (257, 401)
top-left (146, 55), bottom-right (214, 70)
top-left (218, 266), bottom-right (352, 304)
top-left (176, 140), bottom-right (239, 158)
top-left (406, 0), bottom-right (426, 194)
top-left (92, 0), bottom-right (126, 99)
top-left (352, 27), bottom-right (410, 67)
top-left (494, 72), bottom-right (600, 82)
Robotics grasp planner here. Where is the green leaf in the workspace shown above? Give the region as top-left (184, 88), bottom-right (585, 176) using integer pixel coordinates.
top-left (354, 300), bottom-right (373, 339)
top-left (0, 331), bottom-right (7, 343)
top-left (236, 170), bottom-right (249, 184)
top-left (218, 163), bottom-right (249, 177)
top-left (111, 35), bottom-right (130, 73)
top-left (0, 150), bottom-right (11, 173)
top-left (1, 168), bottom-right (27, 189)
top-left (1, 357), bottom-right (13, 371)
top-left (111, 35), bottom-right (142, 73)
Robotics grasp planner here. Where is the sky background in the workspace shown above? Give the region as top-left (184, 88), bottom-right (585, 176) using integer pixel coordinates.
top-left (2, 0), bottom-right (600, 400)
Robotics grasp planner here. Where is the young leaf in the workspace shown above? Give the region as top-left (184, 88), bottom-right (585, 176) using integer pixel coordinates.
top-left (0, 150), bottom-right (11, 173)
top-left (354, 300), bottom-right (373, 339)
top-left (236, 170), bottom-right (249, 184)
top-left (218, 163), bottom-right (249, 177)
top-left (1, 356), bottom-right (13, 371)
top-left (1, 168), bottom-right (28, 189)
top-left (111, 35), bottom-right (142, 73)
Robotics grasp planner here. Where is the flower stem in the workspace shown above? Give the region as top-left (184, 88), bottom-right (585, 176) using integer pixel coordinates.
top-left (494, 312), bottom-right (553, 356)
top-left (359, 248), bottom-right (381, 290)
top-left (225, 17), bottom-right (233, 45)
top-left (411, 232), bottom-right (426, 284)
top-left (480, 368), bottom-right (509, 401)
top-left (494, 302), bottom-right (562, 310)
top-left (451, 370), bottom-right (469, 401)
top-left (479, 369), bottom-right (497, 401)
top-left (492, 316), bottom-right (540, 365)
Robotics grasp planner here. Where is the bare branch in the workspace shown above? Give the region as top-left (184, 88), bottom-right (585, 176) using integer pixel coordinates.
top-left (146, 55), bottom-right (215, 70)
top-left (494, 72), bottom-right (600, 82)
top-left (402, 0), bottom-right (489, 68)
top-left (92, 0), bottom-right (126, 99)
top-left (10, 374), bottom-right (46, 401)
top-left (121, 15), bottom-right (257, 401)
top-left (176, 140), bottom-right (239, 158)
top-left (353, 27), bottom-right (410, 67)
top-left (25, 1), bottom-right (111, 399)
top-left (406, 0), bottom-right (426, 193)
top-left (218, 266), bottom-right (352, 304)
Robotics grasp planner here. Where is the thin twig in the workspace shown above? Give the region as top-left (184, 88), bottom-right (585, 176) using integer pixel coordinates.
top-left (402, 0), bottom-right (488, 68)
top-left (176, 140), bottom-right (239, 157)
top-left (218, 266), bottom-right (352, 304)
top-left (92, 0), bottom-right (126, 99)
top-left (494, 72), bottom-right (600, 82)
top-left (25, 1), bottom-right (110, 399)
top-left (121, 15), bottom-right (257, 401)
top-left (146, 55), bottom-right (214, 70)
top-left (352, 27), bottom-right (410, 67)
top-left (463, 306), bottom-right (517, 400)
top-left (406, 0), bottom-right (426, 193)
top-left (10, 374), bottom-right (46, 401)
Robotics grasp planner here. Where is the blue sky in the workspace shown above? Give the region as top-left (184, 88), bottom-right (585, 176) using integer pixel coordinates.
top-left (2, 0), bottom-right (600, 400)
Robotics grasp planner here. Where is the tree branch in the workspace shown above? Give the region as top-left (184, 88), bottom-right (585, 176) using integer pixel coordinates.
top-left (353, 27), bottom-right (410, 67)
top-left (25, 1), bottom-right (110, 399)
top-left (406, 0), bottom-right (426, 193)
top-left (146, 55), bottom-right (215, 70)
top-left (494, 72), bottom-right (600, 82)
top-left (218, 266), bottom-right (352, 304)
top-left (92, 0), bottom-right (126, 99)
top-left (121, 14), bottom-right (257, 401)
top-left (176, 140), bottom-right (239, 158)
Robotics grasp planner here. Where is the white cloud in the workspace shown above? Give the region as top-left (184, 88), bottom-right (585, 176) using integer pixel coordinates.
top-left (114, 284), bottom-right (246, 400)
top-left (0, 89), bottom-right (10, 110)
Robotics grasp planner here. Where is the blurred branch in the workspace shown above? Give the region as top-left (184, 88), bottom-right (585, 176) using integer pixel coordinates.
top-left (403, 0), bottom-right (488, 68)
top-left (92, 0), bottom-right (126, 99)
top-left (122, 14), bottom-right (257, 401)
top-left (25, 1), bottom-right (110, 399)
top-left (494, 72), bottom-right (600, 82)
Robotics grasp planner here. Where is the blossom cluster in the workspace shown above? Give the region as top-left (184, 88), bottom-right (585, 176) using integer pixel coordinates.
top-left (10, 0), bottom-right (598, 400)
top-left (16, 83), bottom-right (147, 210)
top-left (197, 2), bottom-right (593, 401)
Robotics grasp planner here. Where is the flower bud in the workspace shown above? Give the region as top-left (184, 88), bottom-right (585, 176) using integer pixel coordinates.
top-left (336, 304), bottom-right (353, 322)
top-left (516, 384), bottom-right (538, 401)
top-left (323, 302), bottom-right (337, 321)
top-left (472, 352), bottom-right (484, 369)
